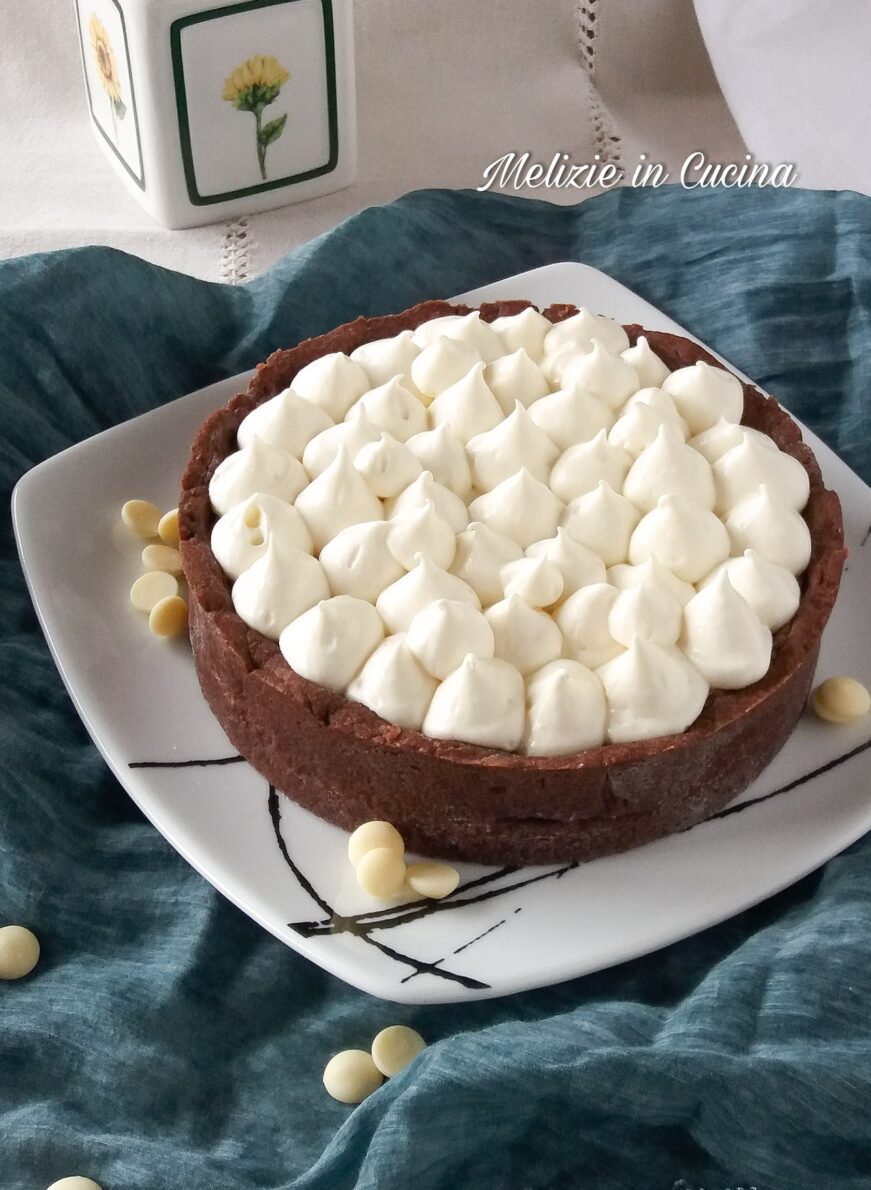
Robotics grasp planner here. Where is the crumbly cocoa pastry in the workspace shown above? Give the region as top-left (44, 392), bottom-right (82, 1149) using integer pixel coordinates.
top-left (179, 301), bottom-right (845, 865)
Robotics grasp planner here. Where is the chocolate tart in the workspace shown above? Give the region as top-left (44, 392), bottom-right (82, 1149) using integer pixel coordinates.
top-left (179, 301), bottom-right (846, 865)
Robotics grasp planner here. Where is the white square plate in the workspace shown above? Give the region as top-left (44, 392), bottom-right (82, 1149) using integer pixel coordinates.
top-left (13, 262), bottom-right (871, 1004)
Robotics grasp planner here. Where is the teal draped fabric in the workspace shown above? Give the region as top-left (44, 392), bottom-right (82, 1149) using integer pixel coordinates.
top-left (2, 186), bottom-right (871, 1190)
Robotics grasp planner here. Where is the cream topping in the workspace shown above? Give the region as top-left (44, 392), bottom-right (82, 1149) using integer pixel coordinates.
top-left (623, 387), bottom-right (689, 435)
top-left (629, 493), bottom-right (730, 583)
top-left (527, 387), bottom-right (614, 451)
top-left (525, 528), bottom-right (607, 595)
top-left (406, 599), bottom-right (495, 679)
top-left (237, 387), bottom-right (333, 458)
top-left (543, 308), bottom-right (630, 364)
top-left (559, 340), bottom-right (639, 408)
top-left (438, 310), bottom-right (505, 363)
top-left (469, 468), bottom-right (563, 549)
top-left (682, 571), bottom-right (772, 689)
top-left (713, 436), bottom-right (809, 513)
top-left (411, 315), bottom-right (466, 349)
top-left (387, 500), bottom-right (456, 572)
top-left (294, 444), bottom-right (384, 552)
top-left (428, 363), bottom-right (503, 442)
top-left (346, 634), bottom-right (437, 731)
top-left (484, 349), bottom-right (549, 414)
top-left (385, 470), bottom-right (469, 534)
top-left (209, 436), bottom-right (308, 516)
top-left (485, 595), bottom-right (563, 675)
top-left (607, 583), bottom-right (683, 648)
top-left (597, 638), bottom-right (710, 743)
top-left (291, 352), bottom-right (370, 421)
top-left (689, 418), bottom-right (778, 464)
top-left (358, 376), bottom-right (428, 443)
top-left (405, 424), bottom-right (472, 498)
top-left (422, 654), bottom-right (525, 751)
top-left (450, 521), bottom-right (523, 606)
top-left (555, 583), bottom-right (622, 669)
top-left (549, 430), bottom-right (632, 503)
top-left (662, 360), bottom-right (744, 435)
top-left (231, 537), bottom-right (329, 640)
top-left (410, 336), bottom-right (481, 400)
top-left (622, 424), bottom-right (716, 512)
top-left (279, 595), bottom-right (384, 690)
top-left (375, 554), bottom-right (480, 634)
top-left (210, 307), bottom-right (814, 755)
top-left (700, 549), bottom-right (800, 631)
top-left (620, 336), bottom-right (670, 388)
top-left (491, 307), bottom-right (552, 362)
top-left (350, 330), bottom-right (421, 393)
top-left (354, 433), bottom-right (421, 498)
top-left (607, 555), bottom-right (695, 608)
top-left (724, 484), bottom-right (812, 574)
top-left (500, 556), bottom-right (564, 608)
top-left (211, 492), bottom-right (313, 580)
top-left (561, 480), bottom-right (640, 567)
top-left (466, 401), bottom-right (559, 489)
top-left (318, 520), bottom-right (403, 602)
top-left (608, 401), bottom-right (687, 458)
top-left (302, 404), bottom-right (381, 479)
top-left (524, 659), bottom-right (607, 755)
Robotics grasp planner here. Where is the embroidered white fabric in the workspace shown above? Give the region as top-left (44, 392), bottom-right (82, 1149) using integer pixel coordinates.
top-left (1, 0), bottom-right (745, 283)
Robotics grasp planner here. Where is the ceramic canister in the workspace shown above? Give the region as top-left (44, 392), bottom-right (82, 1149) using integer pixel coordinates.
top-left (73, 0), bottom-right (356, 228)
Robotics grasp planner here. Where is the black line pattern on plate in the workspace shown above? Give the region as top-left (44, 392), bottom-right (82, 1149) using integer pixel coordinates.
top-left (128, 735), bottom-right (871, 987)
top-left (129, 755), bottom-right (245, 769)
top-left (700, 735), bottom-right (871, 824)
top-left (400, 918), bottom-right (509, 985)
top-left (860, 523), bottom-right (871, 549)
top-left (267, 786), bottom-right (490, 991)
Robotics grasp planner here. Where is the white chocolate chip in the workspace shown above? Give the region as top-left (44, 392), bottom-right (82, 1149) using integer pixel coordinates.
top-left (158, 508), bottom-right (180, 547)
top-left (406, 861), bottom-right (460, 900)
top-left (811, 676), bottom-right (871, 724)
top-left (348, 820), bottom-right (405, 867)
top-left (141, 544), bottom-right (184, 576)
top-left (371, 1025), bottom-right (426, 1077)
top-left (130, 571), bottom-right (179, 613)
top-left (46, 1179), bottom-right (103, 1190)
top-left (356, 847), bottom-right (407, 899)
top-left (323, 1049), bottom-right (383, 1103)
top-left (121, 499), bottom-right (160, 539)
top-left (0, 925), bottom-right (40, 980)
top-left (148, 595), bottom-right (189, 638)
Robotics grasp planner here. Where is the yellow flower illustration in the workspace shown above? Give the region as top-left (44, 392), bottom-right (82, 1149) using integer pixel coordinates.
top-left (88, 13), bottom-right (126, 127)
top-left (222, 55), bottom-right (291, 181)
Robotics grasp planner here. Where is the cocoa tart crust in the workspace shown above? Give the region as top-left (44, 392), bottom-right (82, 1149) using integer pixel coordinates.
top-left (179, 301), bottom-right (846, 865)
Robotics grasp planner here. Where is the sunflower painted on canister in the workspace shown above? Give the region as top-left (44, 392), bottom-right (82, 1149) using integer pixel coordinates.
top-left (88, 13), bottom-right (126, 136)
top-left (222, 55), bottom-right (290, 181)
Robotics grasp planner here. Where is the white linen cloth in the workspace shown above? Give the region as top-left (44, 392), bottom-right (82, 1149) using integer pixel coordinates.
top-left (694, 0), bottom-right (871, 197)
top-left (0, 0), bottom-right (744, 282)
